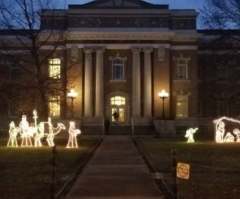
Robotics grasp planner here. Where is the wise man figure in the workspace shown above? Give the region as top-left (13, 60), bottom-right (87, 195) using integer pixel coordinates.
top-left (19, 115), bottom-right (32, 147)
top-left (185, 128), bottom-right (198, 143)
top-left (7, 121), bottom-right (19, 147)
top-left (66, 121), bottom-right (81, 148)
top-left (46, 117), bottom-right (55, 147)
top-left (34, 122), bottom-right (45, 147)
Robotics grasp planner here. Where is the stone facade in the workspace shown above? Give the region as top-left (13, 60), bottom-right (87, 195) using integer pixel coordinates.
top-left (0, 0), bottom-right (239, 135)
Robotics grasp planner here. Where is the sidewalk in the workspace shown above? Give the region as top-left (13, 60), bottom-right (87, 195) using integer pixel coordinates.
top-left (65, 136), bottom-right (164, 199)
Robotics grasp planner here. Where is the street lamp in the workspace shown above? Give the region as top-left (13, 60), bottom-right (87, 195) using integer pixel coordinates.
top-left (67, 89), bottom-right (78, 118)
top-left (158, 89), bottom-right (169, 120)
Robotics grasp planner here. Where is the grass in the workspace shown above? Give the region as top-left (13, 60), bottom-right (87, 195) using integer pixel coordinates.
top-left (0, 136), bottom-right (100, 199)
top-left (138, 138), bottom-right (240, 199)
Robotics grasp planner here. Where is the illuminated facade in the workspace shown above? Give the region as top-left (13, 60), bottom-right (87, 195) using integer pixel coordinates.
top-left (0, 0), bottom-right (240, 135)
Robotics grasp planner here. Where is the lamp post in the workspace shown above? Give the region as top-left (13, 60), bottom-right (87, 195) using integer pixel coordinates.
top-left (158, 89), bottom-right (169, 120)
top-left (67, 89), bottom-right (78, 118)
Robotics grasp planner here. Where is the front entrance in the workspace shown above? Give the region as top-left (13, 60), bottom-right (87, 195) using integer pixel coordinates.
top-left (110, 96), bottom-right (126, 124)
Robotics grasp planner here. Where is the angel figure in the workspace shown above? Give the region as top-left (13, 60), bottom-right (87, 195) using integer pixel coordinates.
top-left (185, 128), bottom-right (199, 143)
top-left (66, 121), bottom-right (81, 148)
top-left (7, 121), bottom-right (20, 147)
top-left (46, 117), bottom-right (65, 147)
top-left (19, 115), bottom-right (33, 147)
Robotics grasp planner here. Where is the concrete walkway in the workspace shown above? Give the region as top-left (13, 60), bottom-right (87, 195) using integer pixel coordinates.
top-left (65, 136), bottom-right (164, 199)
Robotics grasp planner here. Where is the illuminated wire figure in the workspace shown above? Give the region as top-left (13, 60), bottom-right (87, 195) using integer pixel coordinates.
top-left (213, 116), bottom-right (240, 143)
top-left (34, 122), bottom-right (45, 147)
top-left (46, 117), bottom-right (66, 147)
top-left (233, 128), bottom-right (240, 142)
top-left (215, 120), bottom-right (225, 143)
top-left (66, 121), bottom-right (81, 148)
top-left (185, 128), bottom-right (198, 143)
top-left (7, 121), bottom-right (20, 147)
top-left (224, 132), bottom-right (235, 143)
top-left (31, 110), bottom-right (43, 147)
top-left (19, 115), bottom-right (33, 147)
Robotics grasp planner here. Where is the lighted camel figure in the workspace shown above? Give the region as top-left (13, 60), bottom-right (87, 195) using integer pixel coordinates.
top-left (66, 121), bottom-right (81, 148)
top-left (185, 128), bottom-right (198, 143)
top-left (19, 115), bottom-right (33, 147)
top-left (7, 121), bottom-right (20, 147)
top-left (46, 117), bottom-right (66, 147)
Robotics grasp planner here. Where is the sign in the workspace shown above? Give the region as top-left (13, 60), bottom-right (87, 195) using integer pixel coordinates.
top-left (177, 162), bottom-right (190, 180)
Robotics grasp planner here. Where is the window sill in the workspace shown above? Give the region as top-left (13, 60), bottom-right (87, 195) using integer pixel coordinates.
top-left (110, 80), bottom-right (127, 83)
top-left (173, 79), bottom-right (190, 82)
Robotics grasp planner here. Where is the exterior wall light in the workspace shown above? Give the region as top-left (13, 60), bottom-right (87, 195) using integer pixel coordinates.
top-left (67, 89), bottom-right (78, 118)
top-left (158, 89), bottom-right (169, 119)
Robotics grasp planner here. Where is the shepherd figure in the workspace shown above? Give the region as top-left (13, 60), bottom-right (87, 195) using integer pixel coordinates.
top-left (66, 121), bottom-right (81, 148)
top-left (7, 121), bottom-right (20, 147)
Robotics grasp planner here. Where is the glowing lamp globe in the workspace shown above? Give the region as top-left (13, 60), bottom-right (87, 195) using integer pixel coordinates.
top-left (158, 89), bottom-right (169, 98)
top-left (67, 89), bottom-right (78, 99)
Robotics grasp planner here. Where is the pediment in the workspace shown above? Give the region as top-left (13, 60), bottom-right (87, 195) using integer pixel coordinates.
top-left (72, 0), bottom-right (167, 9)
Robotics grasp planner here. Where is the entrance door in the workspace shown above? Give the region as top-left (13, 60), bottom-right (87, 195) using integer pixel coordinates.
top-left (110, 96), bottom-right (126, 124)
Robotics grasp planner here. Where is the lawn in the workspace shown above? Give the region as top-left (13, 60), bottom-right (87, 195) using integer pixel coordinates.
top-left (0, 136), bottom-right (100, 199)
top-left (137, 138), bottom-right (240, 199)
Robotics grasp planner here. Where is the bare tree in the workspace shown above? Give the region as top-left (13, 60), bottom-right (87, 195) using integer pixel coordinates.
top-left (0, 0), bottom-right (66, 119)
top-left (202, 0), bottom-right (240, 29)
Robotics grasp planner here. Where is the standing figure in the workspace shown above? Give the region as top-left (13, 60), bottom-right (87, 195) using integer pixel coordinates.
top-left (185, 128), bottom-right (198, 143)
top-left (66, 121), bottom-right (81, 148)
top-left (34, 122), bottom-right (45, 147)
top-left (46, 118), bottom-right (65, 147)
top-left (7, 121), bottom-right (19, 147)
top-left (46, 118), bottom-right (55, 147)
top-left (19, 115), bottom-right (32, 147)
top-left (215, 120), bottom-right (225, 143)
top-left (233, 128), bottom-right (240, 142)
top-left (32, 109), bottom-right (43, 147)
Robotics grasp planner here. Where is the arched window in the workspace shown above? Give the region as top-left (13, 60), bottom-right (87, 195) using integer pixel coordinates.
top-left (111, 96), bottom-right (126, 106)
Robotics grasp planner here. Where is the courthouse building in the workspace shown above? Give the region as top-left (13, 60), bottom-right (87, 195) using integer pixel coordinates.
top-left (0, 0), bottom-right (239, 134)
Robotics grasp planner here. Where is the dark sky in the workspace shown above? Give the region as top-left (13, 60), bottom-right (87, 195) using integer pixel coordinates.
top-left (59, 0), bottom-right (206, 28)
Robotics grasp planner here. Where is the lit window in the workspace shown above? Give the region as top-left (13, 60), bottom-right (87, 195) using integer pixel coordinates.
top-left (49, 58), bottom-right (61, 79)
top-left (111, 96), bottom-right (126, 106)
top-left (112, 58), bottom-right (125, 80)
top-left (48, 96), bottom-right (60, 117)
top-left (176, 95), bottom-right (188, 118)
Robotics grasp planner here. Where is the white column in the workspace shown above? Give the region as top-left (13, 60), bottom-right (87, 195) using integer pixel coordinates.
top-left (143, 48), bottom-right (153, 117)
top-left (84, 49), bottom-right (93, 117)
top-left (95, 48), bottom-right (104, 117)
top-left (132, 48), bottom-right (141, 117)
